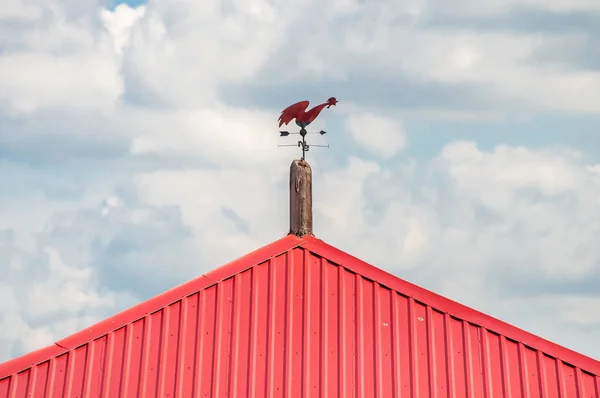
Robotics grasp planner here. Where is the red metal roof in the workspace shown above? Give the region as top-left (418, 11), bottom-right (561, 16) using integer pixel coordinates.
top-left (1, 234), bottom-right (599, 397)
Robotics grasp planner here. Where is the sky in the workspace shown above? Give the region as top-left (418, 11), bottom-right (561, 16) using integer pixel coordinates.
top-left (1, 0), bottom-right (600, 364)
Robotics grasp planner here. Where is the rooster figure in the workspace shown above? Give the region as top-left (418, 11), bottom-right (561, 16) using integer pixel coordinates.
top-left (278, 97), bottom-right (338, 128)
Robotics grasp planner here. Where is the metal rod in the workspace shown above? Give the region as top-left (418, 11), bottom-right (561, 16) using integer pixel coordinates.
top-left (278, 126), bottom-right (329, 159)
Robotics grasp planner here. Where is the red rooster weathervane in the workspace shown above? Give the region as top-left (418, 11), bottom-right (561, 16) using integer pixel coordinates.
top-left (278, 97), bottom-right (338, 160)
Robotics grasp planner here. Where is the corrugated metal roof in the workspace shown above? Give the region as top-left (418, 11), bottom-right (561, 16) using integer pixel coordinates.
top-left (1, 234), bottom-right (599, 397)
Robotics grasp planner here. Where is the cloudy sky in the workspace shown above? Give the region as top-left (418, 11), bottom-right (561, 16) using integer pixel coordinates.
top-left (1, 0), bottom-right (600, 363)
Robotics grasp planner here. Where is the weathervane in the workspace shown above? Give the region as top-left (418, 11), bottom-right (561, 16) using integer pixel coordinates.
top-left (277, 97), bottom-right (338, 159)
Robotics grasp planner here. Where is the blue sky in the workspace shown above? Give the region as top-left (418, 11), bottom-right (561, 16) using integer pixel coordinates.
top-left (1, 0), bottom-right (600, 363)
top-left (111, 0), bottom-right (146, 8)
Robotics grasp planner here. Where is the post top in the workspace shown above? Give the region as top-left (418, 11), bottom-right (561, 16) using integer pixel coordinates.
top-left (291, 158), bottom-right (311, 168)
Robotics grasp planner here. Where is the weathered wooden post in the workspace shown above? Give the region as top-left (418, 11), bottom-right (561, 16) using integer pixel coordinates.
top-left (289, 159), bottom-right (313, 236)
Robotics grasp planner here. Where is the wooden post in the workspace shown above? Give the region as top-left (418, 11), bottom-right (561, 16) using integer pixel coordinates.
top-left (289, 159), bottom-right (313, 236)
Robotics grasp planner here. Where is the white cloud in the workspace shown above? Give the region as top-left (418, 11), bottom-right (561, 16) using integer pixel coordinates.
top-left (422, 0), bottom-right (600, 15)
top-left (0, 230), bottom-right (137, 360)
top-left (128, 106), bottom-right (290, 166)
top-left (134, 167), bottom-right (288, 241)
top-left (119, 0), bottom-right (286, 108)
top-left (345, 112), bottom-right (407, 158)
top-left (0, 0), bottom-right (129, 116)
top-left (0, 0), bottom-right (41, 20)
top-left (0, 52), bottom-right (121, 114)
top-left (438, 141), bottom-right (587, 207)
top-left (100, 4), bottom-right (146, 54)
